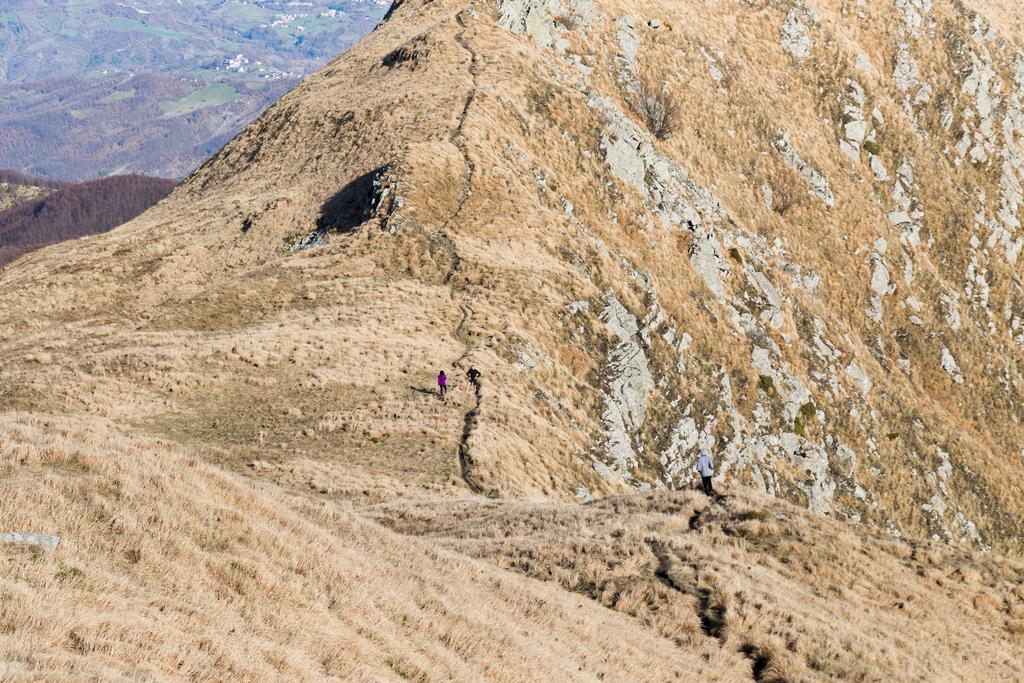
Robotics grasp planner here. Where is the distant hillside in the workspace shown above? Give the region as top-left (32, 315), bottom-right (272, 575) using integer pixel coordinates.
top-left (0, 175), bottom-right (175, 267)
top-left (0, 169), bottom-right (62, 212)
top-left (0, 0), bottom-right (388, 180)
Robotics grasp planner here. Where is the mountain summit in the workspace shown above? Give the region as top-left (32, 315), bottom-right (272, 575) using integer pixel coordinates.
top-left (2, 0), bottom-right (1024, 679)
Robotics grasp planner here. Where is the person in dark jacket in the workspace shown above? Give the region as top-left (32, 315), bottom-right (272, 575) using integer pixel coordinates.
top-left (466, 366), bottom-right (481, 387)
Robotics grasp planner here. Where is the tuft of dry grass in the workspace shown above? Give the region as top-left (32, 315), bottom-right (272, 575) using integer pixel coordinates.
top-left (766, 166), bottom-right (806, 217)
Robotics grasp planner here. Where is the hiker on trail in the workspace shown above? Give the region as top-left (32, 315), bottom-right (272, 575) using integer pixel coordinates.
top-left (437, 370), bottom-right (448, 397)
top-left (696, 448), bottom-right (715, 496)
top-left (466, 366), bottom-right (481, 387)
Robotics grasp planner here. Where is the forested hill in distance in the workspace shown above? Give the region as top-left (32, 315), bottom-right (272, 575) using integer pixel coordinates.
top-left (0, 0), bottom-right (388, 180)
top-left (0, 174), bottom-right (175, 267)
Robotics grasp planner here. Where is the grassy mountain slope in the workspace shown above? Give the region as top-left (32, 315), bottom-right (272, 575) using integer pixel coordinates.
top-left (2, 414), bottom-right (1022, 680)
top-left (1, 0), bottom-right (1023, 678)
top-left (2, 414), bottom-right (735, 681)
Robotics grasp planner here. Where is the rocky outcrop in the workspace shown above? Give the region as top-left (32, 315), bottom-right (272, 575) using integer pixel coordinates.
top-left (496, 0), bottom-right (597, 50)
top-left (940, 347), bottom-right (965, 384)
top-left (775, 133), bottom-right (835, 208)
top-left (598, 295), bottom-right (654, 478)
top-left (430, 0), bottom-right (1024, 544)
top-left (1, 532), bottom-right (60, 551)
top-left (589, 94), bottom-right (723, 227)
top-left (780, 4), bottom-right (815, 60)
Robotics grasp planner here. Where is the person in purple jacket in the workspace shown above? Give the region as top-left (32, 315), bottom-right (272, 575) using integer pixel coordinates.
top-left (437, 370), bottom-right (448, 397)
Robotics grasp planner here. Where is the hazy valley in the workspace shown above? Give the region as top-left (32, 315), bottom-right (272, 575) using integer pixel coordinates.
top-left (0, 0), bottom-right (387, 179)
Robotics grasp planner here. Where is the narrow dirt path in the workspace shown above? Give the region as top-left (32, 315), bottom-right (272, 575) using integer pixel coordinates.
top-left (451, 299), bottom-right (488, 494)
top-left (458, 378), bottom-right (485, 494)
top-left (444, 12), bottom-right (487, 496)
top-left (647, 530), bottom-right (769, 682)
top-left (442, 11), bottom-right (480, 240)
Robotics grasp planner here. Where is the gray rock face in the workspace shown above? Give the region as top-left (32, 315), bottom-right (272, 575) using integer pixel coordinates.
top-left (895, 0), bottom-right (932, 39)
top-left (565, 21), bottom-right (847, 523)
top-left (689, 229), bottom-right (728, 297)
top-left (780, 5), bottom-right (815, 60)
top-left (516, 350), bottom-right (540, 372)
top-left (1, 532), bottom-right (60, 551)
top-left (866, 250), bottom-right (892, 324)
top-left (585, 93), bottom-right (734, 300)
top-left (601, 127), bottom-right (647, 192)
top-left (922, 447), bottom-right (984, 547)
top-left (485, 2), bottom-right (1020, 543)
top-left (954, 24), bottom-right (1023, 293)
top-left (706, 366), bottom-right (836, 514)
top-left (839, 79), bottom-right (869, 161)
top-left (589, 94), bottom-right (723, 226)
top-left (995, 60), bottom-right (1024, 266)
top-left (835, 443), bottom-right (857, 475)
top-left (845, 119), bottom-right (868, 144)
top-left (871, 154), bottom-right (889, 181)
top-left (586, 93), bottom-right (732, 298)
top-left (893, 20), bottom-right (932, 120)
top-left (599, 295), bottom-right (655, 477)
top-left (890, 160), bottom-right (922, 247)
top-left (496, 0), bottom-right (597, 49)
top-left (846, 362), bottom-right (872, 394)
top-left (372, 165), bottom-right (416, 235)
top-left (868, 252), bottom-right (890, 296)
top-left (592, 460), bottom-right (614, 481)
top-left (775, 134), bottom-right (836, 207)
top-left (940, 347), bottom-right (965, 384)
top-left (565, 299), bottom-right (589, 316)
top-left (940, 290), bottom-right (962, 331)
top-left (751, 347), bottom-right (811, 422)
top-left (497, 0), bottom-right (560, 48)
top-left (893, 41), bottom-right (921, 93)
top-left (1008, 297), bottom-right (1024, 351)
top-left (616, 16), bottom-right (640, 70)
top-left (781, 436), bottom-right (835, 515)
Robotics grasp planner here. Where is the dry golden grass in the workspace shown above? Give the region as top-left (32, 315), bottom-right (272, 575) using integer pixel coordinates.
top-left (0, 414), bottom-right (730, 681)
top-left (6, 412), bottom-right (1021, 680)
top-left (370, 488), bottom-right (1024, 681)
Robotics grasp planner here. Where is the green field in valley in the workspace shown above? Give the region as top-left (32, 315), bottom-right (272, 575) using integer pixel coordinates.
top-left (98, 89), bottom-right (136, 104)
top-left (159, 83), bottom-right (239, 116)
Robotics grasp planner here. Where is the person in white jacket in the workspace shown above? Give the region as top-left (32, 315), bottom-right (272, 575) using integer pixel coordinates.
top-left (695, 449), bottom-right (714, 496)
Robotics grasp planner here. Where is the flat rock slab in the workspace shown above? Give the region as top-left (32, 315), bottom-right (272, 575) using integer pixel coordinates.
top-left (1, 532), bottom-right (60, 551)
